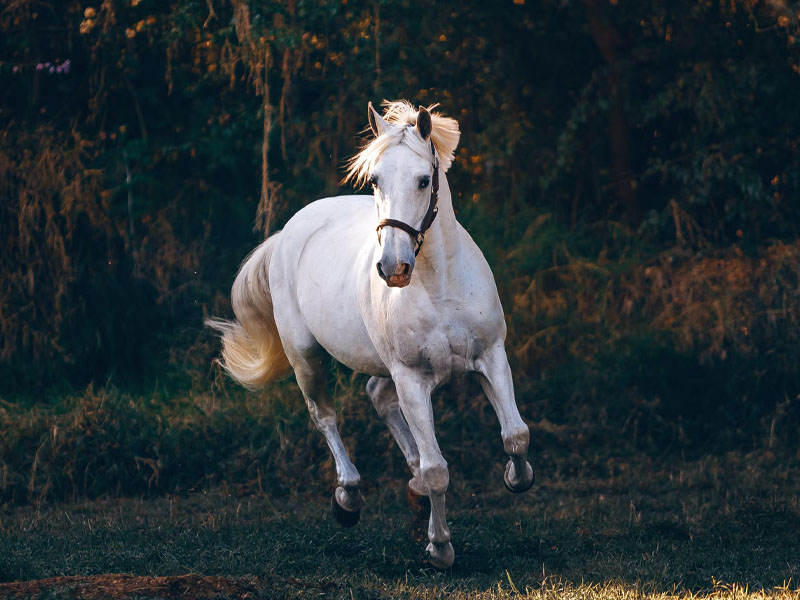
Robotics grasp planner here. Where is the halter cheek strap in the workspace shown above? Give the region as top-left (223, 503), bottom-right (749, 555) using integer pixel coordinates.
top-left (375, 140), bottom-right (440, 257)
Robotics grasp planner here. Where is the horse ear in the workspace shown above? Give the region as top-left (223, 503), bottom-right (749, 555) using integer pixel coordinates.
top-left (416, 106), bottom-right (432, 141)
top-left (367, 101), bottom-right (388, 137)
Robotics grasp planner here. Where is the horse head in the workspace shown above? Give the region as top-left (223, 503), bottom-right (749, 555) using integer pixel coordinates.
top-left (345, 101), bottom-right (460, 288)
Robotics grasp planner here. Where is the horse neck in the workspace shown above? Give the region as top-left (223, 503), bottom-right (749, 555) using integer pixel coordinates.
top-left (415, 171), bottom-right (461, 289)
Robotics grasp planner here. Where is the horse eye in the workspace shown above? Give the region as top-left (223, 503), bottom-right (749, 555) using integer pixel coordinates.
top-left (419, 177), bottom-right (430, 189)
top-left (369, 175), bottom-right (379, 188)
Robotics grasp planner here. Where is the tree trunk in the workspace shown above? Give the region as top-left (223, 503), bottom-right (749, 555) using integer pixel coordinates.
top-left (585, 0), bottom-right (640, 224)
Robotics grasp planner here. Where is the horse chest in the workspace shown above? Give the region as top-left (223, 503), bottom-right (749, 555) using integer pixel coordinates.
top-left (384, 301), bottom-right (492, 382)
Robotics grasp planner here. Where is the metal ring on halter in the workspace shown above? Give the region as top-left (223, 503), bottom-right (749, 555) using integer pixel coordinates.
top-left (375, 140), bottom-right (440, 256)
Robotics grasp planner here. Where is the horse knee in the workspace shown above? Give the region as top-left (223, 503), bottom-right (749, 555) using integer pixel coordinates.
top-left (421, 462), bottom-right (449, 495)
top-left (503, 425), bottom-right (530, 457)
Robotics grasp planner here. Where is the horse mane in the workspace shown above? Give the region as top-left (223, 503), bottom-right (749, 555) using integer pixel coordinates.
top-left (344, 100), bottom-right (461, 188)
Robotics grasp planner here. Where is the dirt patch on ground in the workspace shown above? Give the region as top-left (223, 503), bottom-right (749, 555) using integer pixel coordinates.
top-left (0, 573), bottom-right (263, 599)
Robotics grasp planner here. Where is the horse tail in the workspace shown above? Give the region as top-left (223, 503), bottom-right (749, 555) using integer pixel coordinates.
top-left (206, 234), bottom-right (292, 389)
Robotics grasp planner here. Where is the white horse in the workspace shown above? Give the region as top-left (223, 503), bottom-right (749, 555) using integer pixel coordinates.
top-left (207, 100), bottom-right (534, 568)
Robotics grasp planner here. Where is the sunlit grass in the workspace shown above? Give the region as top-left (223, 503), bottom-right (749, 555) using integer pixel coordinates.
top-left (386, 578), bottom-right (800, 600)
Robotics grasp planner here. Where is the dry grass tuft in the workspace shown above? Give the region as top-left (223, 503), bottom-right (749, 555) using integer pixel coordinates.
top-left (0, 576), bottom-right (796, 600)
top-left (0, 126), bottom-right (211, 386)
top-left (0, 127), bottom-right (106, 367)
top-left (511, 232), bottom-right (800, 372)
top-left (388, 579), bottom-right (800, 600)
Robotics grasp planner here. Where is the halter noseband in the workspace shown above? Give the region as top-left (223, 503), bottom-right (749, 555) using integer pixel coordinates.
top-left (375, 140), bottom-right (440, 257)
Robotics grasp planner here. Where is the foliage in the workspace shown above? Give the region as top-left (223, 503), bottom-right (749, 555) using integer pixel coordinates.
top-left (0, 383), bottom-right (302, 504)
top-left (1, 0), bottom-right (800, 487)
top-left (1, 361), bottom-right (798, 506)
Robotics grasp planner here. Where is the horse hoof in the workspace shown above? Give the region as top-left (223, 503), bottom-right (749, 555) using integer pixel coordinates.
top-left (503, 460), bottom-right (534, 494)
top-left (407, 482), bottom-right (430, 521)
top-left (331, 495), bottom-right (360, 528)
top-left (426, 541), bottom-right (455, 569)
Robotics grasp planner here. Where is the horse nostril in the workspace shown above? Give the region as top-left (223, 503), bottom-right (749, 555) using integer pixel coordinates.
top-left (401, 263), bottom-right (410, 275)
top-left (376, 262), bottom-right (387, 281)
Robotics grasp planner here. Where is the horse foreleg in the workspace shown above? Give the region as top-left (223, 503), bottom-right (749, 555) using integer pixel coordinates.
top-left (394, 374), bottom-right (454, 569)
top-left (294, 357), bottom-right (362, 523)
top-left (475, 345), bottom-right (534, 493)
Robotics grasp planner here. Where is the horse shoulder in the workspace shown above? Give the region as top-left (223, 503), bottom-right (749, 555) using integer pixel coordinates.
top-left (451, 225), bottom-right (507, 340)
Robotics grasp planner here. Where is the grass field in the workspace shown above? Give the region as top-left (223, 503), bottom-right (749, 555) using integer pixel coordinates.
top-left (2, 450), bottom-right (798, 599)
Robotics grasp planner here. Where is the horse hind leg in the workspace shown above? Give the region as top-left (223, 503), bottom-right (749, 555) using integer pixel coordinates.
top-left (293, 351), bottom-right (362, 526)
top-left (366, 377), bottom-right (428, 520)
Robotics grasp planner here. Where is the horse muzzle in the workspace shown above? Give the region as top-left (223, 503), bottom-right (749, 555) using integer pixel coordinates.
top-left (376, 259), bottom-right (413, 288)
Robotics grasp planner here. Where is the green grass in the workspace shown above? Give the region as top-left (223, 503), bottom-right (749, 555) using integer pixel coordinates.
top-left (1, 453), bottom-right (798, 599)
top-left (1, 377), bottom-right (799, 599)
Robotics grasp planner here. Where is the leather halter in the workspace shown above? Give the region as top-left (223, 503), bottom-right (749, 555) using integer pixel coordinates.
top-left (375, 140), bottom-right (439, 256)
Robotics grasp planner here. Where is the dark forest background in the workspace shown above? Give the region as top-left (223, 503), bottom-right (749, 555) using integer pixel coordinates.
top-left (1, 0), bottom-right (800, 504)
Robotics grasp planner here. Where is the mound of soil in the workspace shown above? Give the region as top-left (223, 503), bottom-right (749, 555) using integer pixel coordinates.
top-left (0, 573), bottom-right (262, 599)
